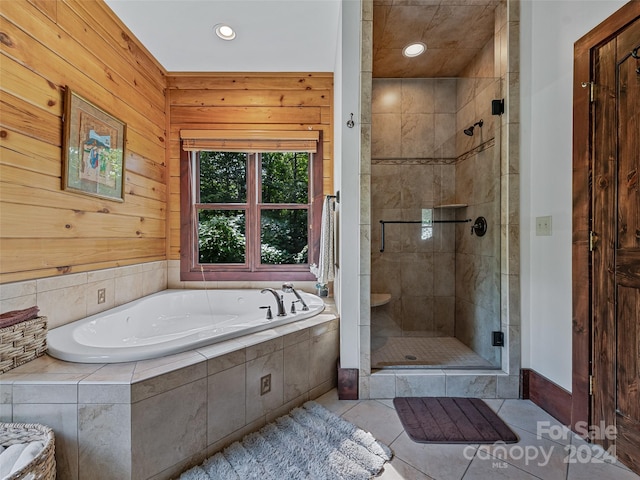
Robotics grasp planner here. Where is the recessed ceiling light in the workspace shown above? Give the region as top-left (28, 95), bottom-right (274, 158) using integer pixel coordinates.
top-left (214, 23), bottom-right (236, 41)
top-left (403, 42), bottom-right (426, 58)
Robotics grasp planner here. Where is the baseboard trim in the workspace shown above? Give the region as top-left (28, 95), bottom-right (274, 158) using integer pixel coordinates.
top-left (337, 364), bottom-right (358, 400)
top-left (521, 368), bottom-right (572, 426)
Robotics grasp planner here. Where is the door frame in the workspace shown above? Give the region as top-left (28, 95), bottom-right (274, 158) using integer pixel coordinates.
top-left (572, 0), bottom-right (640, 435)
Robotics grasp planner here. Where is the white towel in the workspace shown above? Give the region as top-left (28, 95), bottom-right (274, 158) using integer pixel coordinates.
top-left (9, 441), bottom-right (43, 476)
top-left (310, 196), bottom-right (335, 285)
top-left (0, 443), bottom-right (27, 478)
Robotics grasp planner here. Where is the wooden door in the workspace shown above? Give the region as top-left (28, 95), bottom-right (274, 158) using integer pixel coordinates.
top-left (591, 15), bottom-right (640, 473)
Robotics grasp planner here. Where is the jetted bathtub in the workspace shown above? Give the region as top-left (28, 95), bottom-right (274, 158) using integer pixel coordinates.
top-left (47, 288), bottom-right (325, 363)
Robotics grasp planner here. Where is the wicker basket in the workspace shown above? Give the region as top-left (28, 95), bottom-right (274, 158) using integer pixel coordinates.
top-left (0, 316), bottom-right (48, 374)
top-left (0, 423), bottom-right (56, 480)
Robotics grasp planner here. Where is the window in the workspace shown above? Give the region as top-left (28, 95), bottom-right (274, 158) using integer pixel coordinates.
top-left (180, 132), bottom-right (322, 281)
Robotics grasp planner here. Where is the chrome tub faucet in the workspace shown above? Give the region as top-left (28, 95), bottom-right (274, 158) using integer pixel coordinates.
top-left (282, 283), bottom-right (309, 311)
top-left (260, 288), bottom-right (286, 316)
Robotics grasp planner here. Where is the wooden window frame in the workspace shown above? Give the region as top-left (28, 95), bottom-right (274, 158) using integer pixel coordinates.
top-left (180, 139), bottom-right (323, 281)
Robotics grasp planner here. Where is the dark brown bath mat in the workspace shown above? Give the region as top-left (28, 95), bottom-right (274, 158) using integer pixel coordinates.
top-left (393, 397), bottom-right (518, 444)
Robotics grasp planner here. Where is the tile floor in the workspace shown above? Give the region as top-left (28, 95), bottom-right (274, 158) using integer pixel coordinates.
top-left (314, 389), bottom-right (640, 480)
top-left (371, 337), bottom-right (494, 369)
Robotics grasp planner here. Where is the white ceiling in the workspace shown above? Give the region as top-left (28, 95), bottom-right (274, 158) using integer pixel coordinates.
top-left (105, 0), bottom-right (342, 73)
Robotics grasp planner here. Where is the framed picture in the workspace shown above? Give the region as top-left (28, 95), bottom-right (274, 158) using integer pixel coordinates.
top-left (62, 87), bottom-right (126, 202)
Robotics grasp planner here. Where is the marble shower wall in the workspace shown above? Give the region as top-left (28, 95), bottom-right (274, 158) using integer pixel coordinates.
top-left (371, 79), bottom-right (457, 337)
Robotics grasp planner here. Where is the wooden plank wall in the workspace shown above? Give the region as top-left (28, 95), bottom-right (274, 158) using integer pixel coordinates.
top-left (166, 73), bottom-right (334, 260)
top-left (0, 0), bottom-right (167, 284)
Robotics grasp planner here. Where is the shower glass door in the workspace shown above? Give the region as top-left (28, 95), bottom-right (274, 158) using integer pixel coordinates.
top-left (370, 75), bottom-right (502, 369)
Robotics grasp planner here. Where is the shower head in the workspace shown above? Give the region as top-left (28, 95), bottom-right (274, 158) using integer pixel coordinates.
top-left (463, 119), bottom-right (484, 136)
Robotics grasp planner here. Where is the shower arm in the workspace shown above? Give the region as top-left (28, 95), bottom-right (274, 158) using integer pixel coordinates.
top-left (379, 219), bottom-right (472, 252)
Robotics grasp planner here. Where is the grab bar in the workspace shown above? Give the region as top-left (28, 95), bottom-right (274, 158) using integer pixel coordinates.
top-left (379, 219), bottom-right (472, 252)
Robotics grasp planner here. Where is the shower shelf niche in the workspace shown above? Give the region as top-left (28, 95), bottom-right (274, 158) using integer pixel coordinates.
top-left (434, 204), bottom-right (468, 209)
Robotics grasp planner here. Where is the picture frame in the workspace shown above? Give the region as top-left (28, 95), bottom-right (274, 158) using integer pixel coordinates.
top-left (62, 87), bottom-right (126, 202)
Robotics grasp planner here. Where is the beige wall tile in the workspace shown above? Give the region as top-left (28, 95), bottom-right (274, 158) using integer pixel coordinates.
top-left (131, 379), bottom-right (207, 479)
top-left (13, 383), bottom-right (77, 403)
top-left (114, 272), bottom-right (144, 306)
top-left (207, 349), bottom-right (247, 376)
top-left (0, 294), bottom-right (37, 314)
top-left (309, 329), bottom-right (339, 387)
top-left (87, 268), bottom-right (117, 283)
top-left (0, 280), bottom-right (36, 300)
top-left (132, 361), bottom-right (207, 403)
top-left (401, 114), bottom-right (435, 158)
top-left (207, 364), bottom-right (246, 444)
top-left (36, 272), bottom-right (87, 293)
top-left (372, 80), bottom-right (402, 113)
top-left (396, 372), bottom-right (446, 396)
top-left (143, 267), bottom-right (167, 296)
top-left (372, 114), bottom-right (402, 158)
top-left (283, 340), bottom-right (310, 402)
top-left (401, 79), bottom-right (435, 114)
top-left (78, 403), bottom-right (132, 480)
top-left (400, 296), bottom-right (435, 332)
top-left (37, 284), bottom-right (87, 329)
top-left (445, 373), bottom-right (497, 398)
top-left (369, 372), bottom-right (396, 398)
top-left (282, 328), bottom-right (309, 348)
top-left (245, 350), bottom-right (284, 422)
top-left (14, 403), bottom-right (79, 480)
top-left (245, 337), bottom-right (283, 362)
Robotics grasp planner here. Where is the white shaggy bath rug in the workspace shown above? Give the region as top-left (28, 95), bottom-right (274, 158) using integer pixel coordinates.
top-left (179, 401), bottom-right (392, 480)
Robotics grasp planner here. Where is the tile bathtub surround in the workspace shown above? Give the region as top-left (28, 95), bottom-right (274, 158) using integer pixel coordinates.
top-left (0, 261), bottom-right (168, 329)
top-left (0, 308), bottom-right (339, 480)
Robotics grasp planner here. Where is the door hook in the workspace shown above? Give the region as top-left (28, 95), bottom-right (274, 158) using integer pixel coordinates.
top-left (346, 113), bottom-right (355, 128)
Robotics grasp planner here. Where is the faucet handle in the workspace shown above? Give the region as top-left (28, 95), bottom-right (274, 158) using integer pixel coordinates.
top-left (259, 305), bottom-right (273, 320)
top-left (291, 300), bottom-right (300, 314)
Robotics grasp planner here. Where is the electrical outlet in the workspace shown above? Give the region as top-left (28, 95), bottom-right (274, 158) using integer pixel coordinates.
top-left (535, 216), bottom-right (552, 236)
top-left (260, 374), bottom-right (271, 396)
top-left (97, 288), bottom-right (106, 304)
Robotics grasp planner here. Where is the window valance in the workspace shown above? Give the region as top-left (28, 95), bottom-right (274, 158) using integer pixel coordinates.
top-left (180, 130), bottom-right (319, 153)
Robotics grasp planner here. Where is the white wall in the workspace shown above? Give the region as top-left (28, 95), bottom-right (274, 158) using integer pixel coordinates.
top-left (520, 0), bottom-right (627, 391)
top-left (333, 3), bottom-right (343, 316)
top-left (337, 0), bottom-right (362, 368)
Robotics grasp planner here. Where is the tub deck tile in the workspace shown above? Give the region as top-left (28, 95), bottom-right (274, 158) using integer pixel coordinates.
top-left (195, 338), bottom-right (246, 360)
top-left (13, 382), bottom-right (78, 403)
top-left (79, 382), bottom-right (131, 404)
top-left (132, 359), bottom-right (207, 403)
top-left (206, 349), bottom-right (246, 376)
top-left (245, 336), bottom-right (283, 361)
top-left (2, 373), bottom-right (89, 384)
top-left (3, 354), bottom-right (105, 375)
top-left (80, 362), bottom-right (137, 383)
top-left (133, 350), bottom-right (207, 376)
top-left (283, 328), bottom-right (310, 347)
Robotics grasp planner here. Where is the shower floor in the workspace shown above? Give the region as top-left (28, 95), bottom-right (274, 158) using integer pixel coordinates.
top-left (371, 336), bottom-right (494, 369)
